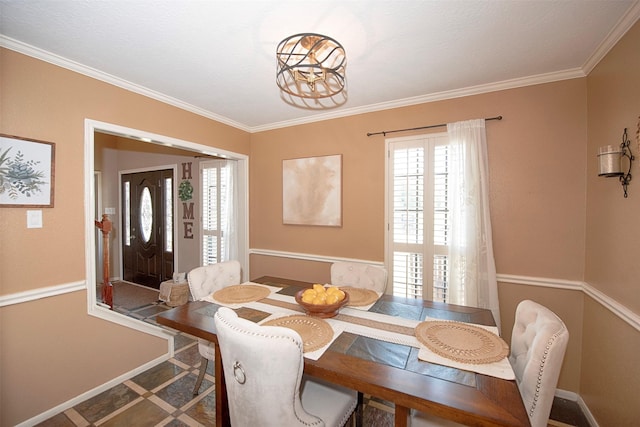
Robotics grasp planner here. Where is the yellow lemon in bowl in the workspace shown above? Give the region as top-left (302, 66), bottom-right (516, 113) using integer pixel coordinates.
top-left (326, 293), bottom-right (340, 305)
top-left (301, 293), bottom-right (316, 304)
top-left (312, 294), bottom-right (327, 305)
top-left (302, 289), bottom-right (317, 298)
top-left (313, 284), bottom-right (326, 293)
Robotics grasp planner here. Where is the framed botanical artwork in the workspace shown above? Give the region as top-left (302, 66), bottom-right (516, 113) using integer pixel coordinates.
top-left (283, 154), bottom-right (342, 226)
top-left (0, 134), bottom-right (55, 207)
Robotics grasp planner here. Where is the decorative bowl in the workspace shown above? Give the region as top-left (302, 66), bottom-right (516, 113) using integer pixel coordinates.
top-left (295, 289), bottom-right (350, 318)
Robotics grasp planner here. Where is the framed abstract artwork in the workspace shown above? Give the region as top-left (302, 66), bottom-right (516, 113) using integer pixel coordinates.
top-left (283, 154), bottom-right (342, 226)
top-left (0, 134), bottom-right (55, 207)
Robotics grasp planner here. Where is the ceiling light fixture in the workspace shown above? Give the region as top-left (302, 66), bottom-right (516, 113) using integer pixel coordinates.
top-left (276, 33), bottom-right (346, 100)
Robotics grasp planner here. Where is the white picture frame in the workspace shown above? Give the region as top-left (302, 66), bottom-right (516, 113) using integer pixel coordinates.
top-left (0, 134), bottom-right (55, 207)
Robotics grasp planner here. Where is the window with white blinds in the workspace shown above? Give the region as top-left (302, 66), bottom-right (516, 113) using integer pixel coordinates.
top-left (388, 133), bottom-right (450, 302)
top-left (201, 160), bottom-right (230, 266)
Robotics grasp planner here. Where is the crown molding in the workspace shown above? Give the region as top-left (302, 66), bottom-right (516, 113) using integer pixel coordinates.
top-left (3, 1), bottom-right (638, 135)
top-left (582, 1), bottom-right (640, 74)
top-left (249, 68), bottom-right (586, 133)
top-left (0, 35), bottom-right (252, 133)
top-left (1, 34), bottom-right (586, 135)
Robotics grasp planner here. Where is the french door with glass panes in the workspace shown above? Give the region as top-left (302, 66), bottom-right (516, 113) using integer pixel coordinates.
top-left (121, 169), bottom-right (173, 289)
top-left (387, 133), bottom-right (450, 302)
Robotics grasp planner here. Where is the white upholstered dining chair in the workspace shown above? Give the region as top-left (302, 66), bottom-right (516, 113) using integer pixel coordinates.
top-left (331, 261), bottom-right (387, 419)
top-left (410, 299), bottom-right (569, 427)
top-left (214, 307), bottom-right (358, 427)
top-left (187, 260), bottom-right (241, 395)
top-left (330, 261), bottom-right (387, 294)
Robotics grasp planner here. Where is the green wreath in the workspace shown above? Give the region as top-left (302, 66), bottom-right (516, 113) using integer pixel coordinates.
top-left (178, 180), bottom-right (193, 201)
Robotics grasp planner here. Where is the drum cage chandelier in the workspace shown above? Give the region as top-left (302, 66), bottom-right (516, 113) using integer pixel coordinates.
top-left (276, 33), bottom-right (346, 99)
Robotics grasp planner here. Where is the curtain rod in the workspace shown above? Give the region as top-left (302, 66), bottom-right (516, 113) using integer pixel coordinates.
top-left (366, 115), bottom-right (503, 137)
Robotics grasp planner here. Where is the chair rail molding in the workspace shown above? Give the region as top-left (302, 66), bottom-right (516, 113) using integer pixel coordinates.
top-left (499, 274), bottom-right (640, 332)
top-left (496, 274), bottom-right (583, 290)
top-left (250, 248), bottom-right (385, 267)
top-left (249, 248), bottom-right (640, 331)
top-left (0, 279), bottom-right (175, 342)
top-left (4, 252), bottom-right (639, 332)
top-left (582, 281), bottom-right (640, 332)
top-left (0, 280), bottom-right (85, 307)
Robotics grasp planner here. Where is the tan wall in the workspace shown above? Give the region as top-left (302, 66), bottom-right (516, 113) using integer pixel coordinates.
top-left (250, 254), bottom-right (333, 284)
top-left (250, 78), bottom-right (588, 393)
top-left (580, 298), bottom-right (639, 426)
top-left (2, 18), bottom-right (640, 425)
top-left (583, 19), bottom-right (640, 426)
top-left (0, 48), bottom-right (250, 425)
top-left (585, 20), bottom-right (640, 313)
top-left (251, 79), bottom-right (588, 281)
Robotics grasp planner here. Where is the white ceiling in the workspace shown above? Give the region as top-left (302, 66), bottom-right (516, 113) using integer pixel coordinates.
top-left (1, 1), bottom-right (639, 132)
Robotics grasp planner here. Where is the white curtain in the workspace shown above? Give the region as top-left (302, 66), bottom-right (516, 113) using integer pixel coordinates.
top-left (446, 119), bottom-right (501, 329)
top-left (222, 160), bottom-right (238, 262)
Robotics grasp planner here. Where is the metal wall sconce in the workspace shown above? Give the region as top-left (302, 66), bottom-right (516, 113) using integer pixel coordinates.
top-left (598, 128), bottom-right (634, 198)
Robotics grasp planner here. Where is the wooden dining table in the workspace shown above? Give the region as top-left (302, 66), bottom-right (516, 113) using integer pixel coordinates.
top-left (155, 276), bottom-right (530, 427)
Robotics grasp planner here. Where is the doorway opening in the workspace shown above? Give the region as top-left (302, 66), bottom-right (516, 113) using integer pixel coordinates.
top-left (85, 119), bottom-right (249, 320)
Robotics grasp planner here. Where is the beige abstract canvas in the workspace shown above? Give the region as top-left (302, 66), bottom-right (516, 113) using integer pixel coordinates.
top-left (283, 154), bottom-right (342, 226)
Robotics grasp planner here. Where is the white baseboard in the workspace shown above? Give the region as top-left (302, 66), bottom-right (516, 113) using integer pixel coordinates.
top-left (553, 389), bottom-right (598, 427)
top-left (555, 388), bottom-right (578, 401)
top-left (575, 393), bottom-right (599, 427)
top-left (577, 396), bottom-right (599, 427)
top-left (16, 352), bottom-right (173, 427)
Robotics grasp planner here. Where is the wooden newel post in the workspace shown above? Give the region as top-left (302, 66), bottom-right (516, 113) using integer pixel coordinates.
top-left (95, 214), bottom-right (113, 309)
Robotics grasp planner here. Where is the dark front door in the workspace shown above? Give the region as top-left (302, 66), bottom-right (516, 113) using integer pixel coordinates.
top-left (122, 170), bottom-right (173, 289)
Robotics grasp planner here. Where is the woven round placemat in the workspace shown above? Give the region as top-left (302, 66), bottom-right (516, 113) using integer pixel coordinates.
top-left (415, 321), bottom-right (509, 364)
top-left (212, 285), bottom-right (270, 304)
top-left (340, 287), bottom-right (379, 307)
top-left (262, 315), bottom-right (334, 353)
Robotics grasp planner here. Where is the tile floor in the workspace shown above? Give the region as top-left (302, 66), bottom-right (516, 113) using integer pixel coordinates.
top-left (36, 291), bottom-right (589, 427)
top-left (36, 298), bottom-right (396, 427)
